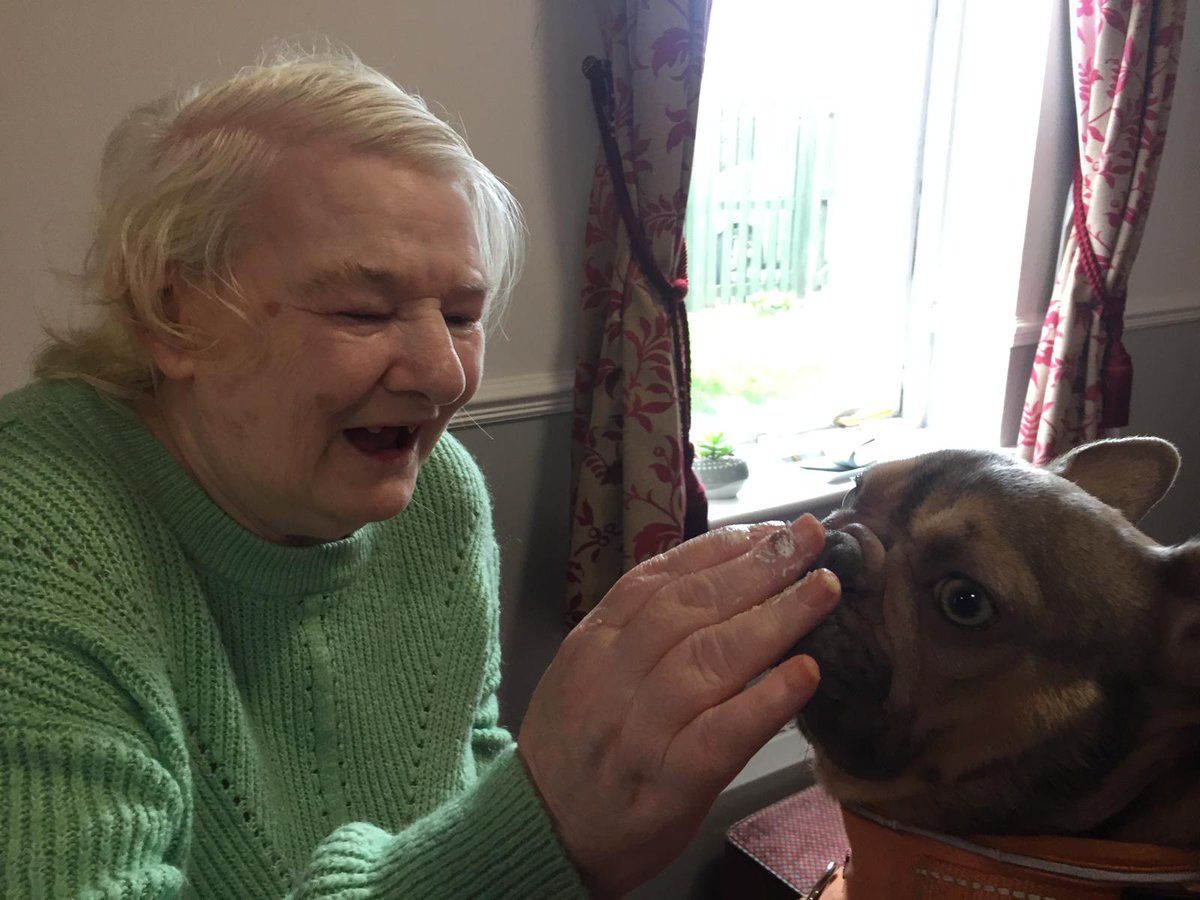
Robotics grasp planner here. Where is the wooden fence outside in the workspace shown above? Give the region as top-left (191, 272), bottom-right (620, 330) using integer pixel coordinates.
top-left (685, 107), bottom-right (835, 310)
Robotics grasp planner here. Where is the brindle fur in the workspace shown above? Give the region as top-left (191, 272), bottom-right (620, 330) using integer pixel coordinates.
top-left (790, 438), bottom-right (1200, 847)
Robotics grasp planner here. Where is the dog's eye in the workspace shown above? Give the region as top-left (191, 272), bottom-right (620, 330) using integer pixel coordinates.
top-left (936, 578), bottom-right (997, 629)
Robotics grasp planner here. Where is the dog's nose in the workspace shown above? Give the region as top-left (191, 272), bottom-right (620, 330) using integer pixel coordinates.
top-left (812, 529), bottom-right (864, 585)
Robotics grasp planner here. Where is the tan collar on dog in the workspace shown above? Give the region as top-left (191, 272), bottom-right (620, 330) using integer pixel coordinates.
top-left (810, 806), bottom-right (1200, 899)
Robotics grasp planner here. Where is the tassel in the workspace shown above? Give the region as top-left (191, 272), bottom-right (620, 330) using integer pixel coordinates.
top-left (683, 440), bottom-right (710, 540)
top-left (1100, 339), bottom-right (1133, 428)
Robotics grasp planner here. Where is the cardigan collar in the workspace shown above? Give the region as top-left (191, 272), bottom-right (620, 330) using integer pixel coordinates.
top-left (66, 380), bottom-right (382, 597)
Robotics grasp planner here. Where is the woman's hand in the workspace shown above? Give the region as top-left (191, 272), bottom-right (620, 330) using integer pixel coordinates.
top-left (518, 514), bottom-right (838, 898)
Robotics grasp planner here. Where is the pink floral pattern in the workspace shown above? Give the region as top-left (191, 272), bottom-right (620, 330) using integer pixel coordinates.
top-left (567, 0), bottom-right (711, 622)
top-left (1018, 0), bottom-right (1187, 464)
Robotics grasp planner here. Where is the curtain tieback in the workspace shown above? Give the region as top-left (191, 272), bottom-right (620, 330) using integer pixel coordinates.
top-left (1072, 161), bottom-right (1132, 429)
top-left (581, 56), bottom-right (708, 539)
top-left (670, 277), bottom-right (689, 304)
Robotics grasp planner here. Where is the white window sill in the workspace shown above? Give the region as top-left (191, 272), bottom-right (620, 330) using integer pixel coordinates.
top-left (706, 457), bottom-right (856, 528)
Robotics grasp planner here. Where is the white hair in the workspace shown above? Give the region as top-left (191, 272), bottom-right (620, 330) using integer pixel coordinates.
top-left (35, 47), bottom-right (526, 398)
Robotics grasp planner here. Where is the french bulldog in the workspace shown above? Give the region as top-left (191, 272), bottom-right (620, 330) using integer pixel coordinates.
top-left (791, 436), bottom-right (1200, 848)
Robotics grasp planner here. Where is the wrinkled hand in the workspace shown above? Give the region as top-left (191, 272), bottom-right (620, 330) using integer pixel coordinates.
top-left (518, 515), bottom-right (838, 898)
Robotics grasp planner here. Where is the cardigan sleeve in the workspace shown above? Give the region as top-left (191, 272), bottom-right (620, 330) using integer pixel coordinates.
top-left (288, 527), bottom-right (586, 899)
top-left (0, 465), bottom-right (586, 898)
top-left (0, 628), bottom-right (191, 898)
top-left (288, 618), bottom-right (583, 899)
top-left (0, 576), bottom-right (586, 900)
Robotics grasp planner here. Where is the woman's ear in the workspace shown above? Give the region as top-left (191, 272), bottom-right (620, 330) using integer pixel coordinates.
top-left (138, 279), bottom-right (197, 381)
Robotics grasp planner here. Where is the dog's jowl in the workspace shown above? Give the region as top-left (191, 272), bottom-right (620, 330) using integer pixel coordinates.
top-left (786, 436), bottom-right (1200, 894)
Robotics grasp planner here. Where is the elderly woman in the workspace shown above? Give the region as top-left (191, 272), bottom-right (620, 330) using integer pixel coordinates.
top-left (0, 51), bottom-right (838, 898)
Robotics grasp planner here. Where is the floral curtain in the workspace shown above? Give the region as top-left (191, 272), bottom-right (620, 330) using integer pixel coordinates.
top-left (566, 0), bottom-right (712, 623)
top-left (1018, 0), bottom-right (1187, 464)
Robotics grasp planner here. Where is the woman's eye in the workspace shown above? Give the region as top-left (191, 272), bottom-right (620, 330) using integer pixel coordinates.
top-left (935, 577), bottom-right (997, 630)
top-left (338, 311), bottom-right (389, 323)
top-left (444, 314), bottom-right (480, 328)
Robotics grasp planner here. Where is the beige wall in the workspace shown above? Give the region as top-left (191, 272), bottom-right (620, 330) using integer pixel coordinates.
top-left (5, 0), bottom-right (1200, 714)
top-left (0, 0), bottom-right (604, 726)
top-left (6, 0), bottom-right (1200, 693)
top-left (4, 8), bottom-right (1199, 897)
top-left (0, 0), bottom-right (598, 395)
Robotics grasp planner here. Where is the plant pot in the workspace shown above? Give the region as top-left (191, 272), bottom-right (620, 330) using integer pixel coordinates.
top-left (693, 456), bottom-right (750, 500)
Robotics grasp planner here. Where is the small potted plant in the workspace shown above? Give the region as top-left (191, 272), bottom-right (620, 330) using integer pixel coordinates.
top-left (693, 432), bottom-right (750, 499)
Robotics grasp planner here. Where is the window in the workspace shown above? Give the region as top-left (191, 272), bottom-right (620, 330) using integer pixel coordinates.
top-left (691, 1), bottom-right (1064, 522)
top-left (686, 0), bottom-right (938, 446)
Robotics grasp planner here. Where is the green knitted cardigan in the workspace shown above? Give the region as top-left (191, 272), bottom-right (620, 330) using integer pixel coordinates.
top-left (0, 380), bottom-right (586, 899)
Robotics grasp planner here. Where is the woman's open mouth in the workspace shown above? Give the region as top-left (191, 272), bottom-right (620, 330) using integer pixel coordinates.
top-left (344, 425), bottom-right (419, 459)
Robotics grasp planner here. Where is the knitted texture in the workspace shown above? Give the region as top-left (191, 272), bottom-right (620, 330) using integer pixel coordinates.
top-left (0, 379), bottom-right (586, 899)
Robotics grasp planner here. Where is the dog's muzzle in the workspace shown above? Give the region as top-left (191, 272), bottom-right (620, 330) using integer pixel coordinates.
top-left (789, 523), bottom-right (908, 779)
top-left (811, 529), bottom-right (865, 588)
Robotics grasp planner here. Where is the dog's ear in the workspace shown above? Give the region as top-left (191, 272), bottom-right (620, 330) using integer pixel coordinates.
top-left (1159, 541), bottom-right (1200, 688)
top-left (1048, 437), bottom-right (1180, 523)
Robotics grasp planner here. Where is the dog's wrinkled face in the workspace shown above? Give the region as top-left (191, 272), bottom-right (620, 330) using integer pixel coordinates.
top-left (790, 439), bottom-right (1200, 843)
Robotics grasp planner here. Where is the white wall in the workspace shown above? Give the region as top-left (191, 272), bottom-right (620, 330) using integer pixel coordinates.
top-left (0, 0), bottom-right (598, 398)
top-left (4, 6), bottom-right (1200, 898)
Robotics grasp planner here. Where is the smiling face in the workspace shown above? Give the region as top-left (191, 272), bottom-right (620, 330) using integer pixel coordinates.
top-left (143, 145), bottom-right (488, 544)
